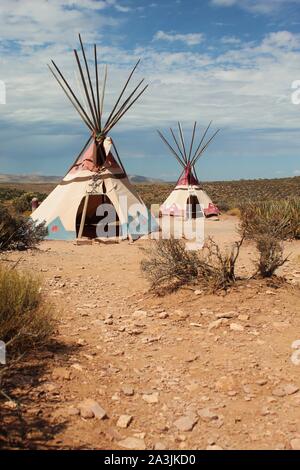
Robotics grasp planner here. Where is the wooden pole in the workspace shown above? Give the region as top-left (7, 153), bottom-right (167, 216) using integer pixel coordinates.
top-left (104, 59), bottom-right (140, 128)
top-left (188, 121), bottom-right (197, 162)
top-left (78, 194), bottom-right (89, 239)
top-left (48, 63), bottom-right (95, 130)
top-left (157, 130), bottom-right (185, 168)
top-left (74, 49), bottom-right (99, 130)
top-left (170, 128), bottom-right (187, 163)
top-left (78, 34), bottom-right (99, 128)
top-left (94, 44), bottom-right (101, 128)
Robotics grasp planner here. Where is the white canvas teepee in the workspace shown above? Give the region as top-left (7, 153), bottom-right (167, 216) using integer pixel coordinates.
top-left (31, 34), bottom-right (158, 241)
top-left (158, 122), bottom-right (220, 219)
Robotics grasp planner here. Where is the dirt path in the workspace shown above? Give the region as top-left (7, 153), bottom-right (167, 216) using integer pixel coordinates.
top-left (1, 216), bottom-right (300, 450)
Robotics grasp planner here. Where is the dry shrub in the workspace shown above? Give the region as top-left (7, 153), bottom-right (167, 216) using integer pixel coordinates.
top-left (288, 197), bottom-right (300, 239)
top-left (240, 201), bottom-right (291, 277)
top-left (255, 235), bottom-right (288, 278)
top-left (141, 236), bottom-right (243, 293)
top-left (141, 238), bottom-right (199, 292)
top-left (240, 201), bottom-right (292, 240)
top-left (199, 236), bottom-right (243, 290)
top-left (227, 208), bottom-right (241, 217)
top-left (0, 204), bottom-right (47, 252)
top-left (0, 264), bottom-right (54, 361)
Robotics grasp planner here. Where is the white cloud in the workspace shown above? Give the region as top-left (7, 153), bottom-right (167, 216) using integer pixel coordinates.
top-left (221, 36), bottom-right (241, 45)
top-left (211, 0), bottom-right (300, 14)
top-left (153, 31), bottom-right (205, 46)
top-left (0, 0), bottom-right (300, 170)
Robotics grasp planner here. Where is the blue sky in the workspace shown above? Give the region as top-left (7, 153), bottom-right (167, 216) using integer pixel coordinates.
top-left (0, 0), bottom-right (300, 181)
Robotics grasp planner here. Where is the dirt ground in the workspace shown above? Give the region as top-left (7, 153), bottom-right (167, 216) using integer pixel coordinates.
top-left (1, 215), bottom-right (300, 450)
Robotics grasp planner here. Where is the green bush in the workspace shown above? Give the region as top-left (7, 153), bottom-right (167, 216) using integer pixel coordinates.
top-left (0, 265), bottom-right (54, 360)
top-left (12, 192), bottom-right (47, 214)
top-left (0, 204), bottom-right (47, 252)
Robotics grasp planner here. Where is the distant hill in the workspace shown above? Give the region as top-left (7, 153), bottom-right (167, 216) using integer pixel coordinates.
top-left (0, 173), bottom-right (164, 184)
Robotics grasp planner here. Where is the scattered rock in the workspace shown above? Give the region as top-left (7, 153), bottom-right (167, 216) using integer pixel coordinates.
top-left (116, 414), bottom-right (132, 428)
top-left (291, 340), bottom-right (300, 350)
top-left (67, 406), bottom-right (80, 416)
top-left (194, 290), bottom-right (203, 295)
top-left (290, 438), bottom-right (300, 450)
top-left (215, 312), bottom-right (236, 319)
top-left (78, 399), bottom-right (107, 420)
top-left (118, 437), bottom-right (146, 450)
top-left (174, 415), bottom-right (198, 432)
top-left (52, 367), bottom-right (71, 381)
top-left (238, 314), bottom-right (249, 321)
top-left (142, 392), bottom-right (159, 404)
top-left (198, 408), bottom-right (219, 422)
top-left (230, 323), bottom-right (244, 332)
top-left (208, 319), bottom-right (225, 331)
top-left (215, 376), bottom-right (238, 392)
top-left (154, 441), bottom-right (167, 450)
top-left (159, 312), bottom-right (169, 319)
top-left (121, 385), bottom-right (134, 396)
top-left (272, 384), bottom-right (299, 397)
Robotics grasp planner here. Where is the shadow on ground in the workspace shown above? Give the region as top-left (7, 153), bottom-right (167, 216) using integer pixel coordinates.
top-left (0, 340), bottom-right (79, 449)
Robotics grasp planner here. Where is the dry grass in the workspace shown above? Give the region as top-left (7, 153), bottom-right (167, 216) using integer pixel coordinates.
top-left (255, 235), bottom-right (288, 278)
top-left (141, 236), bottom-right (243, 294)
top-left (0, 264), bottom-right (54, 361)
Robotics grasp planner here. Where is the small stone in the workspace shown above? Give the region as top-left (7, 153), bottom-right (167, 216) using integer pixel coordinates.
top-left (185, 354), bottom-right (199, 363)
top-left (272, 384), bottom-right (299, 397)
top-left (121, 385), bottom-right (134, 396)
top-left (256, 379), bottom-right (268, 386)
top-left (208, 319), bottom-right (224, 331)
top-left (67, 407), bottom-right (80, 416)
top-left (154, 441), bottom-right (167, 450)
top-left (284, 384), bottom-right (299, 395)
top-left (198, 408), bottom-right (219, 422)
top-left (159, 312), bottom-right (169, 319)
top-left (117, 415), bottom-right (132, 428)
top-left (238, 314), bottom-right (249, 321)
top-left (71, 363), bottom-right (83, 371)
top-left (215, 312), bottom-right (236, 319)
top-left (142, 392), bottom-right (159, 404)
top-left (290, 438), bottom-right (300, 450)
top-left (174, 415), bottom-right (198, 432)
top-left (215, 376), bottom-right (237, 392)
top-left (194, 290), bottom-right (203, 295)
top-left (230, 323), bottom-right (244, 332)
top-left (77, 338), bottom-right (87, 346)
top-left (52, 367), bottom-right (71, 381)
top-left (118, 437), bottom-right (146, 450)
top-left (206, 444), bottom-right (223, 450)
top-left (78, 399), bottom-right (107, 420)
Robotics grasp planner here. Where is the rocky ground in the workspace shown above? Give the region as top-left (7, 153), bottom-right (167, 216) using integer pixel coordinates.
top-left (1, 215), bottom-right (300, 450)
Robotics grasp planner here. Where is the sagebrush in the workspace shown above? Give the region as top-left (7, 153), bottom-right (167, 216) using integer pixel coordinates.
top-left (0, 264), bottom-right (54, 360)
top-left (141, 236), bottom-right (243, 293)
top-left (0, 204), bottom-right (47, 252)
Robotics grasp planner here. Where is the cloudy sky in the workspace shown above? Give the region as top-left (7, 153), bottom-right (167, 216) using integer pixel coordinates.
top-left (0, 0), bottom-right (300, 181)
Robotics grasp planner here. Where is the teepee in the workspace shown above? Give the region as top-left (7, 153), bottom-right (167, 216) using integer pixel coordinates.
top-left (31, 34), bottom-right (158, 241)
top-left (158, 122), bottom-right (220, 218)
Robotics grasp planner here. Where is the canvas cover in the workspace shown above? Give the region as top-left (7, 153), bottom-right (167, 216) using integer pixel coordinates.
top-left (160, 167), bottom-right (219, 218)
top-left (31, 137), bottom-right (158, 240)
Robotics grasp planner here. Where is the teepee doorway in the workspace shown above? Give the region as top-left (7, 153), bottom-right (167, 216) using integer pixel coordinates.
top-left (76, 194), bottom-right (120, 239)
top-left (186, 195), bottom-right (200, 219)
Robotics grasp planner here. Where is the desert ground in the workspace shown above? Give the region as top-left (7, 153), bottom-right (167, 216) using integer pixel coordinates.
top-left (1, 215), bottom-right (300, 450)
